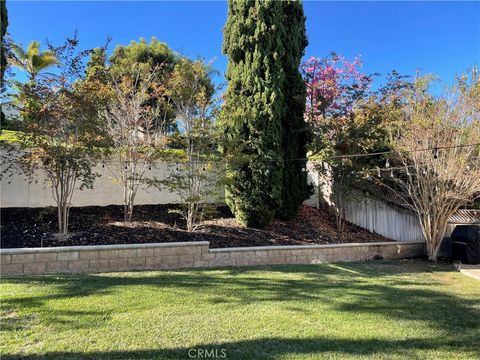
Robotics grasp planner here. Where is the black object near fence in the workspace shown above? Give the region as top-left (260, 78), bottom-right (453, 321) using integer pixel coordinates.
top-left (451, 225), bottom-right (480, 264)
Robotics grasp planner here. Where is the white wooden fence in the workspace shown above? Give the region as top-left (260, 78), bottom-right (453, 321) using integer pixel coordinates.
top-left (344, 194), bottom-right (424, 242)
top-left (304, 164), bottom-right (424, 242)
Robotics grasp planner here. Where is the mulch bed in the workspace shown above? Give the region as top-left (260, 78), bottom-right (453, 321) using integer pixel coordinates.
top-left (0, 204), bottom-right (392, 249)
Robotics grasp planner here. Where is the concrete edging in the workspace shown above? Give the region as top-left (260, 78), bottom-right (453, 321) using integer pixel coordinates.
top-left (0, 240), bottom-right (426, 276)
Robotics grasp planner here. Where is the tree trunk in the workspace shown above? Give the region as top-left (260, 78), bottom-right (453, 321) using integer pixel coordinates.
top-left (127, 201), bottom-right (134, 222)
top-left (335, 212), bottom-right (346, 232)
top-left (123, 184), bottom-right (136, 223)
top-left (187, 203), bottom-right (194, 232)
top-left (55, 175), bottom-right (70, 235)
top-left (419, 213), bottom-right (450, 262)
top-left (429, 246), bottom-right (440, 262)
top-left (62, 203), bottom-right (68, 234)
top-left (123, 178), bottom-right (130, 222)
top-left (56, 202), bottom-right (69, 234)
top-left (57, 203), bottom-right (62, 234)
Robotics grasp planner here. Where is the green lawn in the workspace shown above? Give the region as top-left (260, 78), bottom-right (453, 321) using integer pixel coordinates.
top-left (0, 130), bottom-right (21, 144)
top-left (1, 260), bottom-right (479, 360)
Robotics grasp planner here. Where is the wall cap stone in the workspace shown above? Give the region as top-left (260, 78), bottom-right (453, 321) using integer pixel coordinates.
top-left (0, 241), bottom-right (210, 255)
top-left (209, 241), bottom-right (425, 253)
top-left (0, 240), bottom-right (425, 257)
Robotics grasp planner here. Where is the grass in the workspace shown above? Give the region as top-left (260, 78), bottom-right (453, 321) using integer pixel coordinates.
top-left (0, 130), bottom-right (21, 144)
top-left (1, 260), bottom-right (479, 360)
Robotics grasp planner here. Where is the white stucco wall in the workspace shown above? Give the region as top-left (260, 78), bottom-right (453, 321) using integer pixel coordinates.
top-left (1, 151), bottom-right (320, 208)
top-left (0, 162), bottom-right (218, 208)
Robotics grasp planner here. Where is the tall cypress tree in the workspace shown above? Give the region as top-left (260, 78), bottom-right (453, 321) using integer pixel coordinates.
top-left (1, 0), bottom-right (7, 89)
top-left (222, 0), bottom-right (286, 228)
top-left (1, 0), bottom-right (8, 129)
top-left (277, 1), bottom-right (310, 219)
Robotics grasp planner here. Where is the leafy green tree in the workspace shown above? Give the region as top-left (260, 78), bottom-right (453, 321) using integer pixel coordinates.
top-left (9, 35), bottom-right (104, 234)
top-left (88, 37), bottom-right (178, 145)
top-left (1, 0), bottom-right (7, 90)
top-left (109, 37), bottom-right (175, 77)
top-left (277, 0), bottom-right (310, 220)
top-left (222, 0), bottom-right (286, 228)
top-left (85, 47), bottom-right (108, 81)
top-left (1, 0), bottom-right (8, 128)
top-left (8, 40), bottom-right (57, 82)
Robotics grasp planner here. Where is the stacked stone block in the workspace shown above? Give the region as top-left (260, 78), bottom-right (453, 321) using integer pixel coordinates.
top-left (0, 241), bottom-right (425, 276)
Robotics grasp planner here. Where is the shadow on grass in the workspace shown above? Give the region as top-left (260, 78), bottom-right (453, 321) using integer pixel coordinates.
top-left (1, 261), bottom-right (478, 342)
top-left (0, 308), bottom-right (112, 332)
top-left (1, 336), bottom-right (479, 359)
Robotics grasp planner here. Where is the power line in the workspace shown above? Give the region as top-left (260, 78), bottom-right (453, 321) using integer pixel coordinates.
top-left (319, 143), bottom-right (480, 160)
top-left (3, 142), bottom-right (479, 164)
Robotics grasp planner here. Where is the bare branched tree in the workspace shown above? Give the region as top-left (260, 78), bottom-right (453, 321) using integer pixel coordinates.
top-left (102, 66), bottom-right (160, 222)
top-left (150, 58), bottom-right (221, 232)
top-left (383, 70), bottom-right (480, 261)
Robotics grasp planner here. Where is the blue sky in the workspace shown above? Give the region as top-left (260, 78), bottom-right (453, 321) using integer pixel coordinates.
top-left (6, 1), bottom-right (480, 88)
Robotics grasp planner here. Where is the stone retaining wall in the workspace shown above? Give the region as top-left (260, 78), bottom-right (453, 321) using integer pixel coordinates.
top-left (0, 241), bottom-right (425, 276)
